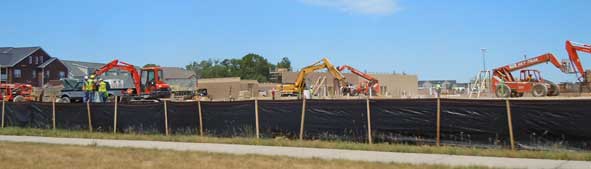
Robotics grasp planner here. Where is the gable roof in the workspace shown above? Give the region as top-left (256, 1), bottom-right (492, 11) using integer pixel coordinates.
top-left (0, 47), bottom-right (42, 67)
top-left (37, 57), bottom-right (58, 68)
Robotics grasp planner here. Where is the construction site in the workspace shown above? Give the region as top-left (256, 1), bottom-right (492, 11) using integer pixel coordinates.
top-left (2, 1), bottom-right (591, 168)
top-left (0, 40), bottom-right (589, 150)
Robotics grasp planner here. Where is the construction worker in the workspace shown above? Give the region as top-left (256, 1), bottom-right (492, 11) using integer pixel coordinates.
top-left (526, 74), bottom-right (533, 82)
top-left (98, 78), bottom-right (108, 103)
top-left (271, 88), bottom-right (276, 100)
top-left (435, 83), bottom-right (442, 98)
top-left (84, 75), bottom-right (95, 103)
top-left (82, 76), bottom-right (89, 102)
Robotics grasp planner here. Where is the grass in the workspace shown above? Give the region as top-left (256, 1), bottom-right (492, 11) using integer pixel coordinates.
top-left (0, 142), bottom-right (490, 169)
top-left (0, 127), bottom-right (590, 161)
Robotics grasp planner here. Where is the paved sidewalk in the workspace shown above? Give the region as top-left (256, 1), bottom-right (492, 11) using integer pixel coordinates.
top-left (0, 135), bottom-right (589, 169)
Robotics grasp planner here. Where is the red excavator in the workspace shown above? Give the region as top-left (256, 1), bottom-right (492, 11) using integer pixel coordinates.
top-left (565, 40), bottom-right (591, 83)
top-left (94, 59), bottom-right (171, 100)
top-left (492, 53), bottom-right (571, 97)
top-left (337, 65), bottom-right (380, 96)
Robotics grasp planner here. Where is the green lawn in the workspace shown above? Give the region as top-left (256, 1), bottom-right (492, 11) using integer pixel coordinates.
top-left (0, 127), bottom-right (589, 161)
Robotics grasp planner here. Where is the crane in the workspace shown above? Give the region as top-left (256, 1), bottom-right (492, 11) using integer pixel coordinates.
top-left (565, 40), bottom-right (591, 82)
top-left (492, 53), bottom-right (570, 97)
top-left (277, 58), bottom-right (347, 96)
top-left (337, 65), bottom-right (380, 96)
top-left (94, 59), bottom-right (171, 100)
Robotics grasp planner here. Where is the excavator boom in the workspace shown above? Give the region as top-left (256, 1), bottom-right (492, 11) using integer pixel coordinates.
top-left (337, 65), bottom-right (380, 95)
top-left (278, 58), bottom-right (347, 95)
top-left (94, 59), bottom-right (142, 95)
top-left (566, 40), bottom-right (591, 82)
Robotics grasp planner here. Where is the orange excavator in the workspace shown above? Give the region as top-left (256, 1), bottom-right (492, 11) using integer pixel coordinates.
top-left (337, 65), bottom-right (380, 96)
top-left (94, 59), bottom-right (171, 100)
top-left (565, 40), bottom-right (591, 83)
top-left (492, 53), bottom-right (571, 97)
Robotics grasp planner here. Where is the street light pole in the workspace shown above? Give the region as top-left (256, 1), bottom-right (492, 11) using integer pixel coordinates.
top-left (480, 48), bottom-right (487, 71)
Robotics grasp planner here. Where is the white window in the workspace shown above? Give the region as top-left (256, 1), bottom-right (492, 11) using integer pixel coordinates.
top-left (14, 69), bottom-right (21, 78)
top-left (46, 70), bottom-right (50, 77)
top-left (32, 70), bottom-right (36, 78)
top-left (28, 56), bottom-right (32, 64)
top-left (34, 57), bottom-right (38, 64)
top-left (59, 71), bottom-right (65, 78)
top-left (39, 56), bottom-right (43, 63)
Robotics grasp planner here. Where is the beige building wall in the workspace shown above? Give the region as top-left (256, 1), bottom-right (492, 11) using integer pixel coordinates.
top-left (197, 77), bottom-right (260, 101)
top-left (370, 73), bottom-right (418, 97)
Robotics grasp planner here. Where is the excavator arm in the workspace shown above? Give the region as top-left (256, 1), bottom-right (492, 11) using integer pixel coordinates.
top-left (293, 58), bottom-right (347, 89)
top-left (94, 59), bottom-right (142, 95)
top-left (337, 65), bottom-right (380, 94)
top-left (566, 40), bottom-right (591, 82)
top-left (279, 58), bottom-right (347, 95)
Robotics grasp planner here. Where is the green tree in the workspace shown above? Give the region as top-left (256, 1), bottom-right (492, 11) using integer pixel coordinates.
top-left (240, 53), bottom-right (272, 82)
top-left (186, 54), bottom-right (275, 82)
top-left (277, 57), bottom-right (292, 71)
top-left (143, 64), bottom-right (159, 68)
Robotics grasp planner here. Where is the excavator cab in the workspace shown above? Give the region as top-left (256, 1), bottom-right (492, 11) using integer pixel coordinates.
top-left (140, 67), bottom-right (171, 98)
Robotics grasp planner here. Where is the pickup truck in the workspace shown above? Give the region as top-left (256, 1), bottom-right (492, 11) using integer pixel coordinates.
top-left (57, 79), bottom-right (124, 103)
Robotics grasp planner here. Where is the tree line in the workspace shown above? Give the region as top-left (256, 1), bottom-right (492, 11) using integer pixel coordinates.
top-left (185, 54), bottom-right (291, 82)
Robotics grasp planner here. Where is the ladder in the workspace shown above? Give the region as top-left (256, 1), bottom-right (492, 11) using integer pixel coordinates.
top-left (468, 71), bottom-right (491, 98)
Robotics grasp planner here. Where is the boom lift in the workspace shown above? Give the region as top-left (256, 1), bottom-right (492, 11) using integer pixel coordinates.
top-left (492, 53), bottom-right (570, 97)
top-left (337, 65), bottom-right (380, 96)
top-left (277, 58), bottom-right (348, 96)
top-left (94, 59), bottom-right (171, 100)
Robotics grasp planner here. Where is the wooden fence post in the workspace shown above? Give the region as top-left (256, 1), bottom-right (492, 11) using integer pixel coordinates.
top-left (198, 99), bottom-right (203, 136)
top-left (164, 100), bottom-right (169, 136)
top-left (113, 96), bottom-right (118, 134)
top-left (86, 102), bottom-right (93, 132)
top-left (299, 98), bottom-right (307, 140)
top-left (52, 96), bottom-right (56, 130)
top-left (436, 97), bottom-right (441, 146)
top-left (255, 98), bottom-right (260, 139)
top-left (366, 98), bottom-right (373, 144)
top-left (505, 99), bottom-right (516, 150)
top-left (1, 96), bottom-right (5, 128)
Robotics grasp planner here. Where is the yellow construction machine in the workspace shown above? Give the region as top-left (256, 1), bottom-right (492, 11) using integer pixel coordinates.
top-left (277, 58), bottom-right (348, 96)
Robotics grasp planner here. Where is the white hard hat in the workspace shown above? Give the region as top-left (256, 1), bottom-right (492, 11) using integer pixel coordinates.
top-left (84, 76), bottom-right (88, 79)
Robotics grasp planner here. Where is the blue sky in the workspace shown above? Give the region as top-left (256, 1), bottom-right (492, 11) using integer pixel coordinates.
top-left (1, 0), bottom-right (590, 82)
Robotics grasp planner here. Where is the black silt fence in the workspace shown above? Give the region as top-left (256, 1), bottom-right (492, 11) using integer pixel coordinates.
top-left (1, 98), bottom-right (591, 150)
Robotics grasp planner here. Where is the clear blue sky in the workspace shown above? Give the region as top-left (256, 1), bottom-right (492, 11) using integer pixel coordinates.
top-left (1, 0), bottom-right (590, 82)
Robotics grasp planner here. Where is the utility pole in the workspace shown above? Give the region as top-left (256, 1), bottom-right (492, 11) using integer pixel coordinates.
top-left (480, 48), bottom-right (487, 71)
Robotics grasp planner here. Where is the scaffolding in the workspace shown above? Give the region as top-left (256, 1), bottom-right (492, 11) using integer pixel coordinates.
top-left (468, 71), bottom-right (491, 98)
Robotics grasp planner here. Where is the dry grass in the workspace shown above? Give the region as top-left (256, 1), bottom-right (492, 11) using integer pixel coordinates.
top-left (1, 127), bottom-right (590, 161)
top-left (0, 142), bottom-right (489, 169)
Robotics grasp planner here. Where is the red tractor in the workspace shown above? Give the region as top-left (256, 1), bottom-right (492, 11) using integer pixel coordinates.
top-left (492, 53), bottom-right (571, 97)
